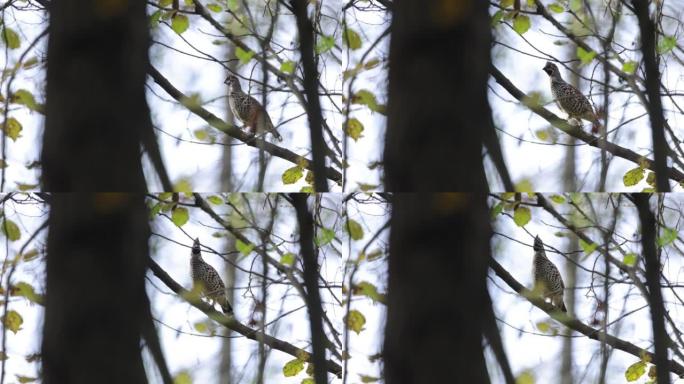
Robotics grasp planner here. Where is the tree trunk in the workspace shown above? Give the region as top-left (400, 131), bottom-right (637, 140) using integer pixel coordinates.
top-left (42, 0), bottom-right (151, 190)
top-left (42, 194), bottom-right (150, 383)
top-left (384, 0), bottom-right (492, 191)
top-left (384, 194), bottom-right (492, 383)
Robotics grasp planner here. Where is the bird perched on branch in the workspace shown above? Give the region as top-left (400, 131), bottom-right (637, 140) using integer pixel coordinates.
top-left (532, 235), bottom-right (567, 312)
top-left (190, 238), bottom-right (233, 314)
top-left (225, 75), bottom-right (283, 142)
top-left (542, 61), bottom-right (602, 134)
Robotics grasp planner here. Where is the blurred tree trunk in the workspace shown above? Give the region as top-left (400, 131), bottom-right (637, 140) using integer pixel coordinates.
top-left (42, 194), bottom-right (150, 383)
top-left (384, 0), bottom-right (491, 192)
top-left (384, 194), bottom-right (492, 383)
top-left (560, 51), bottom-right (579, 384)
top-left (42, 0), bottom-right (151, 191)
top-left (219, 46), bottom-right (237, 383)
top-left (41, 1), bottom-right (157, 382)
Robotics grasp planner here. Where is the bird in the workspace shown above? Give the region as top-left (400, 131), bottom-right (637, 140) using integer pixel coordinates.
top-left (532, 235), bottom-right (567, 312)
top-left (190, 238), bottom-right (233, 314)
top-left (542, 61), bottom-right (602, 134)
top-left (225, 75), bottom-right (283, 142)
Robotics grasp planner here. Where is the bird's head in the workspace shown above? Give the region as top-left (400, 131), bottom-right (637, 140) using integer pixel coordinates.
top-left (192, 237), bottom-right (201, 255)
top-left (224, 75), bottom-right (241, 91)
top-left (542, 62), bottom-right (561, 79)
top-left (533, 235), bottom-right (544, 253)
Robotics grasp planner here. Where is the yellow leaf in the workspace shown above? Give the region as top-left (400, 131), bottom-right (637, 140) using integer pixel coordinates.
top-left (3, 310), bottom-right (23, 334)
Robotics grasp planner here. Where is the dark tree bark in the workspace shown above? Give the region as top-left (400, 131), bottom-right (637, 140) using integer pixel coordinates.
top-left (292, 194), bottom-right (328, 383)
top-left (291, 0), bottom-right (329, 192)
top-left (384, 0), bottom-right (505, 191)
top-left (42, 194), bottom-right (151, 383)
top-left (632, 0), bottom-right (669, 191)
top-left (42, 0), bottom-right (158, 190)
top-left (384, 193), bottom-right (494, 383)
top-left (634, 194), bottom-right (671, 384)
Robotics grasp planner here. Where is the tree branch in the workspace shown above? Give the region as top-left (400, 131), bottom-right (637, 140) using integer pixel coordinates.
top-left (148, 66), bottom-right (342, 185)
top-left (490, 66), bottom-right (684, 183)
top-left (148, 259), bottom-right (343, 378)
top-left (489, 259), bottom-right (684, 376)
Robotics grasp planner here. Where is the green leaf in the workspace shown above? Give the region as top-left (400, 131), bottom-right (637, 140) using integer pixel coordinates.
top-left (315, 227), bottom-right (335, 246)
top-left (150, 9), bottom-right (163, 26)
top-left (343, 27), bottom-right (362, 50)
top-left (300, 186), bottom-right (315, 193)
top-left (301, 378), bottom-right (315, 384)
top-left (577, 46), bottom-right (597, 66)
top-left (512, 15), bottom-right (531, 35)
top-left (283, 358), bottom-right (305, 377)
top-left (171, 207), bottom-right (189, 227)
top-left (315, 35), bottom-right (335, 54)
top-left (16, 183), bottom-right (37, 191)
top-left (280, 252), bottom-right (296, 266)
top-left (236, 46), bottom-right (255, 65)
top-left (2, 27), bottom-right (20, 49)
top-left (500, 0), bottom-right (514, 7)
top-left (623, 253), bottom-right (637, 267)
top-left (550, 194), bottom-right (565, 204)
top-left (206, 3), bottom-right (222, 12)
top-left (280, 60), bottom-right (296, 74)
top-left (3, 310), bottom-right (22, 334)
top-left (516, 370), bottom-right (535, 384)
top-left (21, 249), bottom-right (39, 262)
top-left (623, 167), bottom-right (644, 186)
top-left (282, 166), bottom-right (304, 185)
top-left (536, 321), bottom-right (550, 333)
top-left (354, 281), bottom-right (385, 304)
top-left (173, 371), bottom-right (192, 384)
top-left (359, 375), bottom-right (380, 383)
top-left (3, 117), bottom-right (22, 141)
top-left (171, 13), bottom-right (189, 34)
top-left (579, 239), bottom-right (598, 255)
top-left (548, 3), bottom-right (564, 13)
top-left (646, 171), bottom-right (656, 187)
top-left (174, 179), bottom-right (193, 193)
top-left (351, 90), bottom-right (386, 114)
top-left (11, 282), bottom-right (43, 305)
top-left (15, 375), bottom-right (37, 383)
top-left (159, 0), bottom-right (172, 6)
top-left (513, 206), bottom-right (531, 227)
top-left (345, 219), bottom-right (364, 240)
top-left (206, 195), bottom-right (223, 205)
top-left (193, 321), bottom-right (208, 333)
top-left (11, 90), bottom-right (39, 112)
top-left (622, 61), bottom-right (637, 74)
top-left (236, 239), bottom-right (255, 256)
top-left (491, 10), bottom-right (505, 27)
top-left (345, 118), bottom-right (364, 141)
top-left (625, 360), bottom-right (646, 382)
top-left (569, 0), bottom-right (582, 12)
top-left (657, 227), bottom-right (677, 247)
top-left (2, 219), bottom-right (20, 241)
top-left (490, 202), bottom-right (504, 219)
top-left (345, 309), bottom-right (366, 334)
top-left (515, 179), bottom-right (534, 193)
top-left (657, 36), bottom-right (676, 54)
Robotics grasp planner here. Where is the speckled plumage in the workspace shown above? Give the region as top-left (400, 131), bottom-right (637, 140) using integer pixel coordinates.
top-left (533, 236), bottom-right (567, 312)
top-left (191, 238), bottom-right (232, 314)
top-left (225, 75), bottom-right (283, 141)
top-left (543, 62), bottom-right (601, 134)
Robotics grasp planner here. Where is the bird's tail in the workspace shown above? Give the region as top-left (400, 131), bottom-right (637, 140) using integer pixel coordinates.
top-left (219, 297), bottom-right (233, 314)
